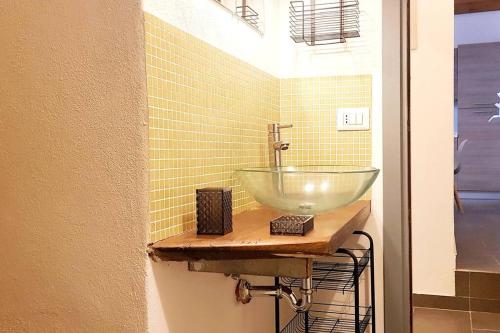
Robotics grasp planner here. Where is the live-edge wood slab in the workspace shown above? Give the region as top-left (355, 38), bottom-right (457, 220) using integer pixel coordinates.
top-left (150, 200), bottom-right (371, 261)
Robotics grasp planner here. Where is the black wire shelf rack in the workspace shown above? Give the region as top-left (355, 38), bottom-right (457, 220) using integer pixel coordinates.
top-left (289, 0), bottom-right (360, 46)
top-left (275, 231), bottom-right (376, 333)
top-left (281, 304), bottom-right (372, 333)
top-left (281, 248), bottom-right (370, 293)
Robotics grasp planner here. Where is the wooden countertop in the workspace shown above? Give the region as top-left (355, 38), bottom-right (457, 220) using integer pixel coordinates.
top-left (150, 200), bottom-right (371, 261)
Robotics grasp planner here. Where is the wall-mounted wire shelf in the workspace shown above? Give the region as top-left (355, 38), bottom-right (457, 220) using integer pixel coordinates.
top-left (281, 248), bottom-right (370, 293)
top-left (281, 304), bottom-right (372, 333)
top-left (210, 0), bottom-right (263, 34)
top-left (236, 5), bottom-right (261, 31)
top-left (289, 0), bottom-right (360, 46)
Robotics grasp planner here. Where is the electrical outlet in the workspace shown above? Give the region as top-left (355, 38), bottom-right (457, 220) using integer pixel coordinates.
top-left (336, 108), bottom-right (370, 131)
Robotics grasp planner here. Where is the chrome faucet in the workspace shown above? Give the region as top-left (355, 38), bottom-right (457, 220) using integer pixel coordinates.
top-left (268, 123), bottom-right (293, 168)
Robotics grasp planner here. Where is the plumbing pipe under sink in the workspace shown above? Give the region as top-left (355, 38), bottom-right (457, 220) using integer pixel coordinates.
top-left (235, 277), bottom-right (313, 312)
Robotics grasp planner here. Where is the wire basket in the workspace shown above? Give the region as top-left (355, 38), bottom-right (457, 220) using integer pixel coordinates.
top-left (281, 303), bottom-right (372, 333)
top-left (236, 5), bottom-right (261, 31)
top-left (289, 0), bottom-right (360, 45)
top-left (281, 248), bottom-right (370, 293)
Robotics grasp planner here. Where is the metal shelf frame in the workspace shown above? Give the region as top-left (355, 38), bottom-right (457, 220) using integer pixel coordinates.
top-left (275, 231), bottom-right (375, 333)
top-left (289, 0), bottom-right (360, 46)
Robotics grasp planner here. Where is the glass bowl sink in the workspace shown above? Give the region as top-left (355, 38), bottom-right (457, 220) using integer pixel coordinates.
top-left (236, 165), bottom-right (379, 214)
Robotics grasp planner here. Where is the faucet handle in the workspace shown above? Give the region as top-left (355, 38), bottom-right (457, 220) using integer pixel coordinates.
top-left (268, 123), bottom-right (293, 132)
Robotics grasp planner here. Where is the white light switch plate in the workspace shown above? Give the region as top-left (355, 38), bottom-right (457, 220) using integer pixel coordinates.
top-left (336, 108), bottom-right (370, 131)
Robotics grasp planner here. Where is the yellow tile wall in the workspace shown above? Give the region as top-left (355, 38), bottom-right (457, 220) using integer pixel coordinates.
top-left (280, 76), bottom-right (372, 167)
top-left (145, 14), bottom-right (279, 242)
top-left (145, 14), bottom-right (372, 242)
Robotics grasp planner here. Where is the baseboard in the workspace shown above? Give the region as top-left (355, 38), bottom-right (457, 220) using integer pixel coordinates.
top-left (413, 294), bottom-right (469, 311)
top-left (413, 271), bottom-right (500, 313)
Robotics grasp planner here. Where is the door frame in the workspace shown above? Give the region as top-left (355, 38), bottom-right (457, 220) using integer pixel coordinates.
top-left (382, 0), bottom-right (412, 332)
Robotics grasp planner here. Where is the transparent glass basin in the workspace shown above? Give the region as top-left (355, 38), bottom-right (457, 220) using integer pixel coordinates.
top-left (236, 165), bottom-right (379, 214)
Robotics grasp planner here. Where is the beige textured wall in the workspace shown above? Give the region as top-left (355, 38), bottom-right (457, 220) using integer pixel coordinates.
top-left (0, 1), bottom-right (149, 332)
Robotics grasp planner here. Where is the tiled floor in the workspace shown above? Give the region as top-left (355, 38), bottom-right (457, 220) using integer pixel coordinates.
top-left (413, 307), bottom-right (500, 333)
top-left (414, 199), bottom-right (500, 332)
top-left (455, 199), bottom-right (500, 272)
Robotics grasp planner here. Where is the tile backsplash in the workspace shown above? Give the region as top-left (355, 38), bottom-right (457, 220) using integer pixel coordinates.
top-left (280, 76), bottom-right (372, 167)
top-left (145, 13), bottom-right (372, 242)
top-left (145, 13), bottom-right (279, 242)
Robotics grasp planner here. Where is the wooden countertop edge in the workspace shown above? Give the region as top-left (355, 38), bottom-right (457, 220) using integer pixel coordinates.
top-left (150, 201), bottom-right (371, 261)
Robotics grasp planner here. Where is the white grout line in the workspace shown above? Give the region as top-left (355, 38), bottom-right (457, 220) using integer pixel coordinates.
top-left (470, 310), bottom-right (473, 333)
top-left (413, 306), bottom-right (469, 313)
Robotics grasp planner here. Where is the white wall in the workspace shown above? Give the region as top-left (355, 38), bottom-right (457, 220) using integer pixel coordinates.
top-left (455, 10), bottom-right (500, 46)
top-left (411, 0), bottom-right (456, 296)
top-left (143, 0), bottom-right (280, 76)
top-left (144, 0), bottom-right (385, 331)
top-left (276, 0), bottom-right (382, 78)
top-left (147, 262), bottom-right (275, 333)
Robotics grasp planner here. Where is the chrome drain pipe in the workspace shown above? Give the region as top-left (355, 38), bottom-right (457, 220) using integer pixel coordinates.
top-left (235, 277), bottom-right (313, 312)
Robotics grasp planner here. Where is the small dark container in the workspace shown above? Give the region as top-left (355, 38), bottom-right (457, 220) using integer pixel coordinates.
top-left (270, 215), bottom-right (314, 236)
top-left (196, 188), bottom-right (232, 235)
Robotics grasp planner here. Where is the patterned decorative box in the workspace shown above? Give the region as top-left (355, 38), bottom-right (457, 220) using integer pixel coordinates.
top-left (196, 188), bottom-right (233, 235)
top-left (270, 215), bottom-right (314, 236)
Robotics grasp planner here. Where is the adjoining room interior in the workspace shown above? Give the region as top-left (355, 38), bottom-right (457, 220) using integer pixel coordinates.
top-left (412, 1), bottom-right (500, 331)
top-left (453, 9), bottom-right (500, 274)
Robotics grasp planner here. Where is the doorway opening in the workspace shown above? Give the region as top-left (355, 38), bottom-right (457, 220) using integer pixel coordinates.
top-left (454, 11), bottom-right (500, 274)
top-left (412, 3), bottom-right (500, 332)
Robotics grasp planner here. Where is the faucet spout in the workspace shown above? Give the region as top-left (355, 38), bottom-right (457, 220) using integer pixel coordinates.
top-left (273, 141), bottom-right (290, 151)
top-left (268, 123), bottom-right (293, 167)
